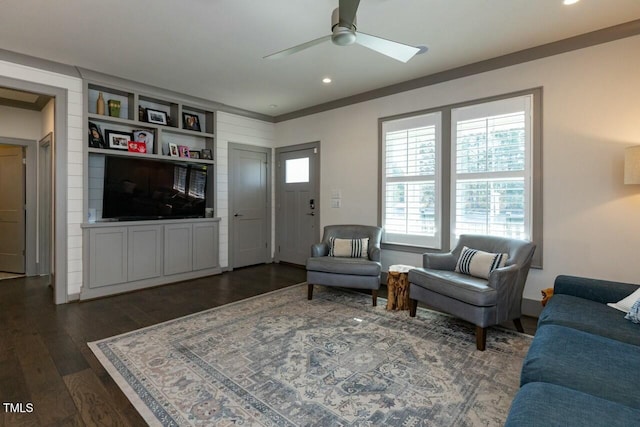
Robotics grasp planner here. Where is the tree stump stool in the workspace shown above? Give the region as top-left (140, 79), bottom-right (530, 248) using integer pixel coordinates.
top-left (386, 264), bottom-right (414, 311)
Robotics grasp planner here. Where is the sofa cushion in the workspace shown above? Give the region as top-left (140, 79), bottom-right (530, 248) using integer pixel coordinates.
top-left (608, 286), bottom-right (640, 312)
top-left (455, 246), bottom-right (508, 279)
top-left (521, 324), bottom-right (640, 409)
top-left (306, 256), bottom-right (380, 276)
top-left (538, 294), bottom-right (640, 346)
top-left (625, 298), bottom-right (640, 324)
top-left (505, 382), bottom-right (640, 427)
top-left (408, 268), bottom-right (496, 306)
top-left (328, 237), bottom-right (369, 259)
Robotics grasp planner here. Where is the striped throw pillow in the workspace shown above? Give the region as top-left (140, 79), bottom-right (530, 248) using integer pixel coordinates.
top-left (455, 246), bottom-right (508, 279)
top-left (328, 237), bottom-right (369, 259)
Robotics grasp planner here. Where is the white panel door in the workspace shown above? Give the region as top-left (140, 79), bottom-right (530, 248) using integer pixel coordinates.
top-left (0, 145), bottom-right (25, 273)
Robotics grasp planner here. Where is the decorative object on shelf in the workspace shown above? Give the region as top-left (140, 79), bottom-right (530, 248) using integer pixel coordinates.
top-left (205, 208), bottom-right (214, 218)
top-left (105, 129), bottom-right (133, 150)
top-left (108, 99), bottom-right (121, 117)
top-left (133, 130), bottom-right (154, 153)
top-left (182, 112), bottom-right (201, 132)
top-left (96, 92), bottom-right (105, 115)
top-left (146, 108), bottom-right (168, 125)
top-left (88, 121), bottom-right (105, 148)
top-left (138, 106), bottom-right (146, 122)
top-left (169, 143), bottom-right (179, 157)
top-left (127, 141), bottom-right (147, 153)
top-left (201, 148), bottom-right (213, 160)
top-left (178, 145), bottom-right (191, 158)
top-left (188, 150), bottom-right (200, 159)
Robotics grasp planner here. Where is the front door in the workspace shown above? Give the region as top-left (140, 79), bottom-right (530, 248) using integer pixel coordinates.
top-left (276, 143), bottom-right (320, 265)
top-left (230, 144), bottom-right (270, 268)
top-left (0, 145), bottom-right (26, 273)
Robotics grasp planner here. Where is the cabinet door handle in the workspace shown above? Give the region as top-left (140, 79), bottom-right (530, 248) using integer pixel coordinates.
top-left (234, 213), bottom-right (243, 217)
top-left (306, 212), bottom-right (315, 216)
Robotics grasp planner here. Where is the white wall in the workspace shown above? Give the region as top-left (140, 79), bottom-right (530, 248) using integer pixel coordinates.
top-left (0, 60), bottom-right (84, 298)
top-left (275, 35), bottom-right (640, 301)
top-left (216, 111), bottom-right (276, 268)
top-left (0, 105), bottom-right (42, 139)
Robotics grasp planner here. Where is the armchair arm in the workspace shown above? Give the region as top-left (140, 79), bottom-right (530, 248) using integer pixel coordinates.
top-left (554, 275), bottom-right (639, 304)
top-left (488, 264), bottom-right (522, 321)
top-left (369, 246), bottom-right (381, 262)
top-left (423, 252), bottom-right (457, 270)
top-left (311, 243), bottom-right (329, 257)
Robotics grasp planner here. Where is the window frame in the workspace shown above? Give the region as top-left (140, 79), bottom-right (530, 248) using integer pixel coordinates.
top-left (379, 88), bottom-right (543, 267)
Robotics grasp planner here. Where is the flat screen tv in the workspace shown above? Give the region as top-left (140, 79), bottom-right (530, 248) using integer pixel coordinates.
top-left (102, 156), bottom-right (207, 220)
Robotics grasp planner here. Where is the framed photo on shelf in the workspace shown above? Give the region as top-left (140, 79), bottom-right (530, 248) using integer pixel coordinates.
top-left (146, 108), bottom-right (168, 125)
top-left (88, 122), bottom-right (105, 148)
top-left (178, 145), bottom-right (190, 158)
top-left (104, 130), bottom-right (133, 150)
top-left (127, 141), bottom-right (147, 153)
top-left (133, 130), bottom-right (154, 153)
top-left (182, 112), bottom-right (201, 132)
top-left (168, 143), bottom-right (179, 157)
top-left (188, 150), bottom-right (200, 159)
top-left (201, 148), bottom-right (213, 160)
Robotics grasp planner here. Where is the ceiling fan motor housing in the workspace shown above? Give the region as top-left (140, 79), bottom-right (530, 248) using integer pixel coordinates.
top-left (331, 7), bottom-right (357, 46)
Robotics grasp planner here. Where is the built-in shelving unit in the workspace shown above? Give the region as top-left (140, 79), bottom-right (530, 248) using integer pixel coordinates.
top-left (80, 76), bottom-right (221, 300)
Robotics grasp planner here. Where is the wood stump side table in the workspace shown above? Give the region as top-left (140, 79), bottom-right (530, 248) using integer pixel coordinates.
top-left (386, 264), bottom-right (414, 311)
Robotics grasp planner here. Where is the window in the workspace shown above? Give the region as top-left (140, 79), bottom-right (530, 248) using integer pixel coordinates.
top-left (379, 90), bottom-right (541, 265)
top-left (381, 112), bottom-right (442, 248)
top-left (451, 95), bottom-right (532, 241)
top-left (285, 157), bottom-right (309, 183)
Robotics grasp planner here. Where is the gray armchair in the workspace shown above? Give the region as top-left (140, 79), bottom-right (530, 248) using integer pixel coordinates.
top-left (408, 234), bottom-right (536, 351)
top-left (306, 225), bottom-right (383, 306)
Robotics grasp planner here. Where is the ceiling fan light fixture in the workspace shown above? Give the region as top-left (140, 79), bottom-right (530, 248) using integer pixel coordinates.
top-left (332, 27), bottom-right (357, 46)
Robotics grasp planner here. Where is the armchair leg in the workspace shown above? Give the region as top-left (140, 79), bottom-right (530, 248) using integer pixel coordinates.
top-left (372, 290), bottom-right (378, 307)
top-left (307, 284), bottom-right (313, 300)
top-left (513, 318), bottom-right (524, 333)
top-left (475, 326), bottom-right (487, 351)
top-left (409, 299), bottom-right (418, 317)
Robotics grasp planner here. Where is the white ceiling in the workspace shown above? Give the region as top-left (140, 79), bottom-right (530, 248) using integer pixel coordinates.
top-left (1, 0), bottom-right (640, 117)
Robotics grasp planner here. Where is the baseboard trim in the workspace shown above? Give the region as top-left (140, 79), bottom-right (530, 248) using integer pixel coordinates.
top-left (67, 292), bottom-right (80, 302)
top-left (521, 298), bottom-right (543, 318)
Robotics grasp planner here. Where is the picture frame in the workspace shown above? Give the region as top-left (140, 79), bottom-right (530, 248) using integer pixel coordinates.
top-left (188, 150), bottom-right (200, 159)
top-left (127, 140), bottom-right (147, 153)
top-left (88, 122), bottom-right (105, 148)
top-left (182, 112), bottom-right (201, 132)
top-left (133, 130), bottom-right (154, 153)
top-left (168, 143), bottom-right (179, 157)
top-left (146, 108), bottom-right (168, 125)
top-left (105, 130), bottom-right (133, 150)
top-left (178, 145), bottom-right (191, 158)
top-left (201, 148), bottom-right (213, 160)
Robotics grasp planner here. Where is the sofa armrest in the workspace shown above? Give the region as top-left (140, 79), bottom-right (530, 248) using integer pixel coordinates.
top-left (369, 246), bottom-right (381, 262)
top-left (488, 264), bottom-right (520, 290)
top-left (554, 275), bottom-right (639, 304)
top-left (423, 252), bottom-right (457, 270)
top-left (311, 243), bottom-right (329, 257)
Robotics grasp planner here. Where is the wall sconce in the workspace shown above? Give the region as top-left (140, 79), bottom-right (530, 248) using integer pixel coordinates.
top-left (624, 146), bottom-right (640, 184)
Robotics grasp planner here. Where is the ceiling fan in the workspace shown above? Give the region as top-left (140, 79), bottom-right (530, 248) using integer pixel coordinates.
top-left (264, 0), bottom-right (420, 63)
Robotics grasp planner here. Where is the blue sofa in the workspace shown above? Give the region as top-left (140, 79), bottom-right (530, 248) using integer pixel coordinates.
top-left (505, 275), bottom-right (640, 427)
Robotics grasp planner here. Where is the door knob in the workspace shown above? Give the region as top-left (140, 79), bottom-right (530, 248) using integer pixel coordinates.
top-left (234, 213), bottom-right (243, 217)
top-left (306, 212), bottom-right (315, 216)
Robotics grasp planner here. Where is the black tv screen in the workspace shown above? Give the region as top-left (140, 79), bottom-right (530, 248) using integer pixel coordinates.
top-left (103, 156), bottom-right (207, 220)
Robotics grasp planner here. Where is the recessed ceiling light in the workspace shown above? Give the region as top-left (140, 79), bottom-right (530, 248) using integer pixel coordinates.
top-left (269, 104), bottom-right (278, 109)
top-left (563, 0), bottom-right (580, 5)
top-left (322, 77), bottom-right (332, 84)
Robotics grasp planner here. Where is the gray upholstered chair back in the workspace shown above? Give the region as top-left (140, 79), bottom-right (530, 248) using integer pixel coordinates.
top-left (321, 225), bottom-right (383, 262)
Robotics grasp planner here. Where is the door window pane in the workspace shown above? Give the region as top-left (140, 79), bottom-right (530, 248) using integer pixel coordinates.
top-left (286, 157), bottom-right (309, 183)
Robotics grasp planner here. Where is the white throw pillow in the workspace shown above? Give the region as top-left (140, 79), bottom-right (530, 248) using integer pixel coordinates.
top-left (455, 246), bottom-right (508, 279)
top-left (328, 237), bottom-right (369, 259)
top-left (607, 287), bottom-right (640, 313)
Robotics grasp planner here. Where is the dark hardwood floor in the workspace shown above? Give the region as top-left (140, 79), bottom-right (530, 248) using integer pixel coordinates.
top-left (0, 264), bottom-right (536, 426)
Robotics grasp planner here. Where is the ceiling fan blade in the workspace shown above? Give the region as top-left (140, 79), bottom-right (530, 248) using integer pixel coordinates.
top-left (355, 31), bottom-right (420, 63)
top-left (339, 0), bottom-right (360, 27)
top-left (264, 35), bottom-right (332, 60)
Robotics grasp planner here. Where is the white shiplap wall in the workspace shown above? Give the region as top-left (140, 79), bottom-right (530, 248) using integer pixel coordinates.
top-left (215, 112), bottom-right (275, 268)
top-left (0, 60), bottom-right (84, 297)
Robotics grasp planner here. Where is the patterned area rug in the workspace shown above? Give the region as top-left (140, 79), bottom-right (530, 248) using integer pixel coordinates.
top-left (89, 284), bottom-right (531, 426)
